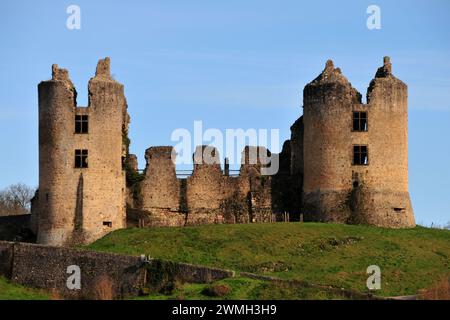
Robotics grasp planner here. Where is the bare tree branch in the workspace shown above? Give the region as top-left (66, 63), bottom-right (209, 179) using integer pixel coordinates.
top-left (0, 183), bottom-right (35, 216)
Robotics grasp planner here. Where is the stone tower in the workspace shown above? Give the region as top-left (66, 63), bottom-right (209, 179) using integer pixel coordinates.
top-left (36, 58), bottom-right (128, 246)
top-left (301, 57), bottom-right (415, 228)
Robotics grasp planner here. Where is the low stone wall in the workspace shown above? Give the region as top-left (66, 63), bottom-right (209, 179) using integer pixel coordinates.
top-left (146, 259), bottom-right (234, 289)
top-left (8, 242), bottom-right (145, 299)
top-left (0, 241), bottom-right (235, 299)
top-left (0, 241), bottom-right (382, 300)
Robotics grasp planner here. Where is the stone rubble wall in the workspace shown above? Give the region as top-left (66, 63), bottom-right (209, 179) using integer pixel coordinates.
top-left (135, 145), bottom-right (287, 226)
top-left (0, 241), bottom-right (234, 299)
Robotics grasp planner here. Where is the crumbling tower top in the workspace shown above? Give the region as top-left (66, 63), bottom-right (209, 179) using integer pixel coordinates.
top-left (309, 59), bottom-right (351, 85)
top-left (51, 64), bottom-right (71, 81)
top-left (304, 59), bottom-right (362, 105)
top-left (94, 57), bottom-right (111, 79)
top-left (145, 146), bottom-right (177, 162)
top-left (367, 56), bottom-right (406, 103)
top-left (375, 56), bottom-right (393, 78)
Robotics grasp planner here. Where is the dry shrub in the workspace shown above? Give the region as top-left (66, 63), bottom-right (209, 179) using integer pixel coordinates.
top-left (92, 275), bottom-right (115, 300)
top-left (202, 284), bottom-right (231, 297)
top-left (419, 277), bottom-right (450, 300)
top-left (160, 279), bottom-right (183, 295)
top-left (50, 288), bottom-right (63, 300)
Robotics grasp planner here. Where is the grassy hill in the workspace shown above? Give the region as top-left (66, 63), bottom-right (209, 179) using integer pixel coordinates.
top-left (133, 277), bottom-right (348, 300)
top-left (0, 276), bottom-right (49, 300)
top-left (87, 222), bottom-right (450, 297)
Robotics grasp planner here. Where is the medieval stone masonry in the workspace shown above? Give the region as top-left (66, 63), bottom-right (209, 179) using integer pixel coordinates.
top-left (35, 58), bottom-right (128, 246)
top-left (32, 56), bottom-right (415, 246)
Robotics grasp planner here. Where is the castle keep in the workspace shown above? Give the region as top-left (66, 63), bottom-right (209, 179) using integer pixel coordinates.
top-left (32, 57), bottom-right (415, 246)
top-left (298, 57), bottom-right (415, 227)
top-left (35, 58), bottom-right (128, 246)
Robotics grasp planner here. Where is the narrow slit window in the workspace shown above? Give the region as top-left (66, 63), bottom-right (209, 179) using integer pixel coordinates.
top-left (353, 112), bottom-right (368, 132)
top-left (353, 145), bottom-right (368, 165)
top-left (103, 221), bottom-right (112, 228)
top-left (75, 115), bottom-right (89, 134)
top-left (75, 149), bottom-right (88, 168)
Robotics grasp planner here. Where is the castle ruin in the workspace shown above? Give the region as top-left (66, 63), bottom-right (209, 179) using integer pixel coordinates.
top-left (34, 58), bottom-right (128, 246)
top-left (32, 56), bottom-right (415, 246)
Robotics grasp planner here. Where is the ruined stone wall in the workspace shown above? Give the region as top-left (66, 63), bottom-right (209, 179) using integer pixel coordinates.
top-left (271, 141), bottom-right (298, 218)
top-left (186, 146), bottom-right (230, 225)
top-left (145, 259), bottom-right (235, 289)
top-left (302, 58), bottom-right (414, 228)
top-left (0, 241), bottom-right (235, 299)
top-left (135, 145), bottom-right (275, 226)
top-left (10, 241), bottom-right (144, 299)
top-left (290, 117), bottom-right (304, 177)
top-left (139, 146), bottom-right (184, 226)
top-left (36, 58), bottom-right (127, 246)
top-left (289, 117), bottom-right (304, 214)
top-left (237, 146), bottom-right (273, 222)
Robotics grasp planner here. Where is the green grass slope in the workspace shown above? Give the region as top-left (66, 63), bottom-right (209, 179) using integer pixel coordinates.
top-left (0, 276), bottom-right (49, 300)
top-left (134, 277), bottom-right (346, 300)
top-left (88, 223), bottom-right (450, 297)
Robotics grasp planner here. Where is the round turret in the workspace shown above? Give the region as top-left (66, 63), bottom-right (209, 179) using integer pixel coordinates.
top-left (302, 60), bottom-right (363, 222)
top-left (37, 65), bottom-right (77, 245)
top-left (302, 57), bottom-right (414, 227)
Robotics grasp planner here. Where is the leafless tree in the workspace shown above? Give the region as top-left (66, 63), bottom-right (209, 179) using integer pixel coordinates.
top-left (0, 183), bottom-right (35, 216)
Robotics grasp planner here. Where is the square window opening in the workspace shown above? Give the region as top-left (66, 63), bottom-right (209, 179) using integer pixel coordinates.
top-left (75, 149), bottom-right (88, 168)
top-left (353, 145), bottom-right (368, 165)
top-left (75, 115), bottom-right (89, 134)
top-left (103, 221), bottom-right (112, 228)
top-left (353, 112), bottom-right (368, 132)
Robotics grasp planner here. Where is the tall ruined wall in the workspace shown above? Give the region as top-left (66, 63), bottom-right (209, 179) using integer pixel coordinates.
top-left (185, 145), bottom-right (273, 225)
top-left (139, 146), bottom-right (184, 226)
top-left (186, 146), bottom-right (229, 225)
top-left (270, 140), bottom-right (297, 217)
top-left (290, 117), bottom-right (304, 177)
top-left (289, 117), bottom-right (304, 214)
top-left (237, 146), bottom-right (272, 222)
top-left (36, 58), bottom-right (127, 246)
top-left (302, 58), bottom-right (414, 228)
top-left (136, 145), bottom-right (275, 226)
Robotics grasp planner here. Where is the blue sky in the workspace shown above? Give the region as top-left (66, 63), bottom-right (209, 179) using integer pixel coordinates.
top-left (0, 0), bottom-right (449, 225)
